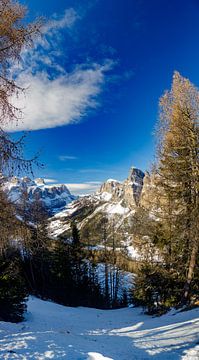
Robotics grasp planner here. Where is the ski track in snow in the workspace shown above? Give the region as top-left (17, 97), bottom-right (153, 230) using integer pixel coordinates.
top-left (0, 297), bottom-right (199, 360)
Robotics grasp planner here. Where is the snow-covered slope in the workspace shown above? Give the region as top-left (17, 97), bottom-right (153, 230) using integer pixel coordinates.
top-left (48, 167), bottom-right (146, 260)
top-left (2, 176), bottom-right (76, 214)
top-left (0, 296), bottom-right (198, 359)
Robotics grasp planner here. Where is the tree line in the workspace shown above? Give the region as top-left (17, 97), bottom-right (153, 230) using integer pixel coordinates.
top-left (0, 191), bottom-right (129, 322)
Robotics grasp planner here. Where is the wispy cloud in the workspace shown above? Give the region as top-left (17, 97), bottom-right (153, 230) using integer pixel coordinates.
top-left (79, 168), bottom-right (108, 174)
top-left (66, 181), bottom-right (101, 195)
top-left (5, 8), bottom-right (113, 132)
top-left (44, 178), bottom-right (58, 183)
top-left (59, 155), bottom-right (78, 161)
top-left (43, 8), bottom-right (78, 33)
top-left (85, 181), bottom-right (102, 185)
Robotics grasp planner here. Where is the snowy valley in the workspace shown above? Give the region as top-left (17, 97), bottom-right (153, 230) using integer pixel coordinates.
top-left (1, 1), bottom-right (199, 360)
top-left (0, 168), bottom-right (198, 360)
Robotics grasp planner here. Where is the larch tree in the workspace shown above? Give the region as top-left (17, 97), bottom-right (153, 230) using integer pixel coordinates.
top-left (0, 0), bottom-right (42, 174)
top-left (0, 0), bottom-right (42, 321)
top-left (133, 72), bottom-right (199, 313)
top-left (156, 71), bottom-right (199, 304)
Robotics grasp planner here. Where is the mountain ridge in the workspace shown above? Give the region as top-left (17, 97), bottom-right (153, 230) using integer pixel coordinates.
top-left (48, 167), bottom-right (147, 262)
top-left (2, 176), bottom-right (76, 214)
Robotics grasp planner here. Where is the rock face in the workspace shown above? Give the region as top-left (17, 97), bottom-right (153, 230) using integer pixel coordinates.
top-left (123, 167), bottom-right (145, 206)
top-left (2, 177), bottom-right (76, 214)
top-left (100, 179), bottom-right (123, 201)
top-left (99, 167), bottom-right (145, 208)
top-left (140, 171), bottom-right (158, 209)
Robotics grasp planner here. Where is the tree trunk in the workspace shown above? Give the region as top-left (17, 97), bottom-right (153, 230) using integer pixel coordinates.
top-left (182, 240), bottom-right (198, 304)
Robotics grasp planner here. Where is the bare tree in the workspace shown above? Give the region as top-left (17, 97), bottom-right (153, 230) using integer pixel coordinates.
top-left (0, 0), bottom-right (42, 175)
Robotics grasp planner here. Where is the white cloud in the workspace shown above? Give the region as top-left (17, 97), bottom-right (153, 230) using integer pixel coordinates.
top-left (66, 182), bottom-right (101, 195)
top-left (4, 9), bottom-right (113, 132)
top-left (59, 155), bottom-right (78, 161)
top-left (44, 178), bottom-right (58, 183)
top-left (85, 181), bottom-right (102, 185)
top-left (66, 183), bottom-right (94, 190)
top-left (6, 63), bottom-right (109, 132)
top-left (43, 8), bottom-right (78, 33)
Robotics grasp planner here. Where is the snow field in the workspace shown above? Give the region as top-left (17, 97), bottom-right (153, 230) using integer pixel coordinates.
top-left (0, 297), bottom-right (199, 359)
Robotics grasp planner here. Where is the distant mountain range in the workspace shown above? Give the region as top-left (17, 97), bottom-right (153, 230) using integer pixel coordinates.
top-left (2, 167), bottom-right (158, 261)
top-left (2, 176), bottom-right (76, 214)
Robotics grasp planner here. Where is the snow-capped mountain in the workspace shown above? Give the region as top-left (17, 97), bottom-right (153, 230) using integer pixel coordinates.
top-left (2, 176), bottom-right (76, 214)
top-left (49, 167), bottom-right (147, 259)
top-left (1, 168), bottom-right (157, 261)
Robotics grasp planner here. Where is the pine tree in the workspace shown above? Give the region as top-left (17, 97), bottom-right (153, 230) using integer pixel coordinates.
top-left (0, 186), bottom-right (18, 255)
top-left (71, 221), bottom-right (81, 246)
top-left (21, 194), bottom-right (50, 296)
top-left (0, 189), bottom-right (28, 321)
top-left (0, 250), bottom-right (27, 322)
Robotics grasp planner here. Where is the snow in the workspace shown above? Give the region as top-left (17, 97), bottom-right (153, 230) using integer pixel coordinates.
top-left (0, 297), bottom-right (199, 359)
top-left (125, 244), bottom-right (142, 260)
top-left (95, 262), bottom-right (135, 301)
top-left (100, 192), bottom-right (112, 202)
top-left (182, 345), bottom-right (199, 359)
top-left (49, 219), bottom-right (71, 238)
top-left (2, 176), bottom-right (76, 213)
top-left (89, 202), bottom-right (130, 218)
top-left (106, 179), bottom-right (121, 184)
top-left (53, 203), bottom-right (79, 219)
top-left (88, 353), bottom-right (113, 360)
top-left (105, 203), bottom-right (129, 215)
top-left (48, 202), bottom-right (80, 237)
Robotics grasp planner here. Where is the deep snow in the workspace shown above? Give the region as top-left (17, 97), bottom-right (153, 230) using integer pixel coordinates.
top-left (0, 297), bottom-right (199, 360)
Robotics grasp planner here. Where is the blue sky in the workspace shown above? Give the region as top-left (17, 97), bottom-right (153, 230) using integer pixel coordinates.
top-left (9, 0), bottom-right (199, 194)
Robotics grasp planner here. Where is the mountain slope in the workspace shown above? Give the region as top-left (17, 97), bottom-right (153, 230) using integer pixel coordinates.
top-left (48, 167), bottom-right (147, 260)
top-left (0, 296), bottom-right (198, 359)
top-left (49, 167), bottom-right (144, 237)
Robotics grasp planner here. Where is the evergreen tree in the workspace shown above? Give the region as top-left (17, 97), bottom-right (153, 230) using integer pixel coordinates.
top-left (0, 248), bottom-right (27, 322)
top-left (71, 221), bottom-right (80, 246)
top-left (21, 195), bottom-right (50, 296)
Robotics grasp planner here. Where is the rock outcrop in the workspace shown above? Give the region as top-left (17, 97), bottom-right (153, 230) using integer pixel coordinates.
top-left (99, 167), bottom-right (145, 208)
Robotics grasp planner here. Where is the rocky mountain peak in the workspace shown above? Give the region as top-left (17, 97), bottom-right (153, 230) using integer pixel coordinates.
top-left (100, 179), bottom-right (122, 197)
top-left (127, 167), bottom-right (145, 183)
top-left (2, 176), bottom-right (76, 214)
top-left (35, 178), bottom-right (46, 186)
top-left (124, 167), bottom-right (145, 206)
top-left (48, 166), bottom-right (146, 241)
top-left (98, 167), bottom-right (145, 208)
top-left (21, 176), bottom-right (35, 186)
